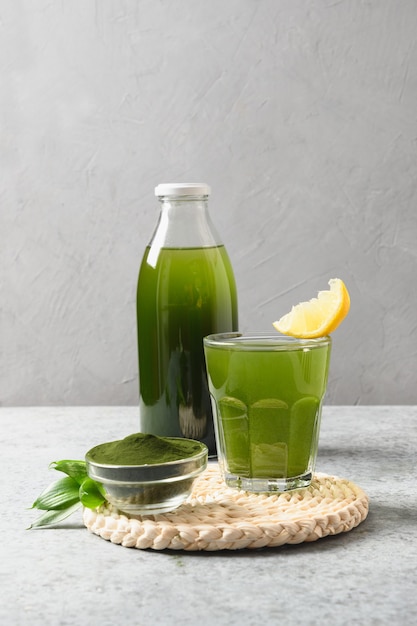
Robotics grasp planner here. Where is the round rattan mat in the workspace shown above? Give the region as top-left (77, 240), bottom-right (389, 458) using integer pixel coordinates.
top-left (83, 464), bottom-right (369, 551)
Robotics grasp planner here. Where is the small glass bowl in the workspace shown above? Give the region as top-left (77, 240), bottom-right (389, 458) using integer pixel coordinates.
top-left (85, 439), bottom-right (208, 516)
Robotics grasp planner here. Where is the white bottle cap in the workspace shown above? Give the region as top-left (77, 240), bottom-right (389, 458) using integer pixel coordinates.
top-left (154, 183), bottom-right (211, 197)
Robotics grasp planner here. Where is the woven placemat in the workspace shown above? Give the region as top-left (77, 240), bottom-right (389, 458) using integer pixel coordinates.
top-left (83, 464), bottom-right (369, 551)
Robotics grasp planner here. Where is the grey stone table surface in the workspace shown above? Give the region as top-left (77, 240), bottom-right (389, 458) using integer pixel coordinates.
top-left (1, 406), bottom-right (416, 626)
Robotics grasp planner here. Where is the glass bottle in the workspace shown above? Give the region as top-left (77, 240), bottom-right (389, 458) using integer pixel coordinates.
top-left (136, 183), bottom-right (238, 455)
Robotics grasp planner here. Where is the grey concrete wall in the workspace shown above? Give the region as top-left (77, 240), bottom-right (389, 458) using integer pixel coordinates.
top-left (2, 0), bottom-right (416, 406)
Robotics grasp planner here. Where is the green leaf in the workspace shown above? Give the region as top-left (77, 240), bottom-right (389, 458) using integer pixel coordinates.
top-left (79, 478), bottom-right (106, 509)
top-left (28, 502), bottom-right (82, 529)
top-left (29, 458), bottom-right (109, 530)
top-left (49, 460), bottom-right (88, 485)
top-left (31, 476), bottom-right (80, 511)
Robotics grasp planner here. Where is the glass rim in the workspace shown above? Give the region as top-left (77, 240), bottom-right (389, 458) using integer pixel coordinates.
top-left (203, 331), bottom-right (331, 350)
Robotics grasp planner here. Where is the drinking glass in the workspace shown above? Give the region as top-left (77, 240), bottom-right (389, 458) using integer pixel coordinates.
top-left (203, 332), bottom-right (332, 492)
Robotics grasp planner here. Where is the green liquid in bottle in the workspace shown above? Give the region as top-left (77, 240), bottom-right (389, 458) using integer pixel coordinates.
top-left (137, 245), bottom-right (238, 455)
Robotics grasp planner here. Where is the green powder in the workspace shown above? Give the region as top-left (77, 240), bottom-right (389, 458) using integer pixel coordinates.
top-left (87, 432), bottom-right (203, 466)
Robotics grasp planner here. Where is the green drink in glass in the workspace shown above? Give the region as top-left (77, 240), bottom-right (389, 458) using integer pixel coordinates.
top-left (204, 332), bottom-right (331, 492)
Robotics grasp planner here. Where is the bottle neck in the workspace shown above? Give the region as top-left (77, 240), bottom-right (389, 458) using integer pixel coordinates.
top-left (149, 195), bottom-right (222, 250)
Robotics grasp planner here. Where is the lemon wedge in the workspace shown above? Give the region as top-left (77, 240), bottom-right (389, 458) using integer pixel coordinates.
top-left (273, 278), bottom-right (350, 338)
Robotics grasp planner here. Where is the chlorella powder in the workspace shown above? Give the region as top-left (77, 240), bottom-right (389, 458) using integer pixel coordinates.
top-left (87, 433), bottom-right (203, 466)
